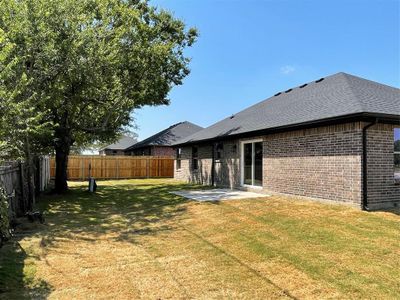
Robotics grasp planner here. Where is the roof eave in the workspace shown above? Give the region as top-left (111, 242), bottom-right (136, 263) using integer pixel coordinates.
top-left (125, 143), bottom-right (170, 151)
top-left (173, 112), bottom-right (400, 147)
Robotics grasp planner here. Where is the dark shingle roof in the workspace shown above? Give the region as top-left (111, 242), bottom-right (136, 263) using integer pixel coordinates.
top-left (126, 121), bottom-right (203, 150)
top-left (102, 136), bottom-right (137, 150)
top-left (176, 72), bottom-right (400, 145)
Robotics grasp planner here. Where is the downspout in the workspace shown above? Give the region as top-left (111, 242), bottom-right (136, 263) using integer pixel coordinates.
top-left (362, 119), bottom-right (378, 211)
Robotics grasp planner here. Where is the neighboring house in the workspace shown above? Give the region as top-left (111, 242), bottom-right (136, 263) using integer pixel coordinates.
top-left (99, 136), bottom-right (137, 156)
top-left (174, 72), bottom-right (400, 210)
top-left (125, 121), bottom-right (203, 157)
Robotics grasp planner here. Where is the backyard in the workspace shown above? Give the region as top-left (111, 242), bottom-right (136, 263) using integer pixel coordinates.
top-left (0, 179), bottom-right (399, 299)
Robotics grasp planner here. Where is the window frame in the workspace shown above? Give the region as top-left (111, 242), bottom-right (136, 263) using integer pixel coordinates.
top-left (216, 143), bottom-right (224, 160)
top-left (192, 146), bottom-right (199, 170)
top-left (240, 139), bottom-right (263, 188)
top-left (176, 148), bottom-right (182, 170)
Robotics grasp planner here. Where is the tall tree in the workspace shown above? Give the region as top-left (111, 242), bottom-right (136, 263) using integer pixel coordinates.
top-left (0, 0), bottom-right (197, 192)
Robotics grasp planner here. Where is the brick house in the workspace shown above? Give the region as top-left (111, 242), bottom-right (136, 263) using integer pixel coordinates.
top-left (174, 73), bottom-right (400, 210)
top-left (125, 121), bottom-right (203, 157)
top-left (99, 135), bottom-right (137, 156)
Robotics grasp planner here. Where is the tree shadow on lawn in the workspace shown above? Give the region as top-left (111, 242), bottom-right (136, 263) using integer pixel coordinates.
top-left (37, 181), bottom-right (202, 247)
top-left (0, 231), bottom-right (53, 299)
top-left (0, 180), bottom-right (214, 298)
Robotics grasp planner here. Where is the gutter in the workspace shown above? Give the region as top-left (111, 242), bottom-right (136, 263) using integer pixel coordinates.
top-left (174, 112), bottom-right (399, 147)
top-left (362, 119), bottom-right (378, 211)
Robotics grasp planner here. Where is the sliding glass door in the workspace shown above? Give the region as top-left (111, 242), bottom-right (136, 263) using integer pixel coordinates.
top-left (243, 143), bottom-right (253, 185)
top-left (242, 141), bottom-right (263, 187)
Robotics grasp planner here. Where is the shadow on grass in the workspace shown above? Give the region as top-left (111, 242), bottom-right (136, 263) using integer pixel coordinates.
top-left (37, 180), bottom-right (202, 246)
top-left (0, 179), bottom-right (206, 298)
top-left (0, 237), bottom-right (52, 299)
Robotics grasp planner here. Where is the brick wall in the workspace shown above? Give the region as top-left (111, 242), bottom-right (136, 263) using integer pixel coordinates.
top-left (101, 149), bottom-right (126, 156)
top-left (126, 146), bottom-right (174, 157)
top-left (214, 140), bottom-right (241, 188)
top-left (263, 123), bottom-right (363, 205)
top-left (174, 122), bottom-right (399, 209)
top-left (366, 123), bottom-right (400, 210)
top-left (126, 147), bottom-right (151, 156)
top-left (174, 145), bottom-right (213, 185)
top-left (152, 146), bottom-right (175, 157)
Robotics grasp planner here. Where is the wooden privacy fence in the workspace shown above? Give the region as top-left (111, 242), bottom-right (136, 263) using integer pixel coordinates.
top-left (50, 155), bottom-right (174, 180)
top-left (0, 156), bottom-right (51, 217)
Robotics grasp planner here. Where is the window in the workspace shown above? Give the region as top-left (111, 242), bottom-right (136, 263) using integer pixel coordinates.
top-left (395, 128), bottom-right (400, 181)
top-left (232, 144), bottom-right (237, 154)
top-left (192, 146), bottom-right (198, 170)
top-left (216, 143), bottom-right (223, 160)
top-left (176, 148), bottom-right (182, 170)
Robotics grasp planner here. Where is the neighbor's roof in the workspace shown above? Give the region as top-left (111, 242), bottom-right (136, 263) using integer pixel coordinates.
top-left (126, 121), bottom-right (203, 150)
top-left (102, 136), bottom-right (137, 150)
top-left (175, 72), bottom-right (400, 145)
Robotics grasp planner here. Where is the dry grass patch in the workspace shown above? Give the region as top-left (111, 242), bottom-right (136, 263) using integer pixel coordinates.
top-left (0, 179), bottom-right (399, 299)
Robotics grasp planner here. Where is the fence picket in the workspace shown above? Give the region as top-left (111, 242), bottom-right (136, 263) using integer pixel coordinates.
top-left (50, 155), bottom-right (174, 180)
top-left (0, 156), bottom-right (50, 217)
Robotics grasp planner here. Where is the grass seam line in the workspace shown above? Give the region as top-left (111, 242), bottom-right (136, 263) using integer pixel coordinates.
top-left (137, 243), bottom-right (192, 298)
top-left (178, 224), bottom-right (298, 300)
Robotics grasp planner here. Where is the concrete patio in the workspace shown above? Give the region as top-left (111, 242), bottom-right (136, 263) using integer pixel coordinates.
top-left (170, 188), bottom-right (268, 202)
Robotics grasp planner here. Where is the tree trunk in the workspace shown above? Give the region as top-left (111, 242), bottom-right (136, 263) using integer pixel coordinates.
top-left (24, 135), bottom-right (35, 210)
top-left (55, 145), bottom-right (70, 193)
top-left (55, 135), bottom-right (72, 194)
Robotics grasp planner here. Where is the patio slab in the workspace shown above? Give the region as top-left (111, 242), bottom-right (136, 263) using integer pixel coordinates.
top-left (170, 188), bottom-right (269, 202)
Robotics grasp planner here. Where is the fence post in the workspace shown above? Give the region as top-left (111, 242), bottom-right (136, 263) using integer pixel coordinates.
top-left (101, 156), bottom-right (104, 179)
top-left (18, 162), bottom-right (26, 214)
top-left (81, 156), bottom-right (83, 180)
top-left (146, 157), bottom-right (150, 178)
top-left (116, 157), bottom-right (119, 179)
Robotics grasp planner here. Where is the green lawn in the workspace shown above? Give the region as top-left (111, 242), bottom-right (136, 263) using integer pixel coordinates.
top-left (0, 179), bottom-right (399, 299)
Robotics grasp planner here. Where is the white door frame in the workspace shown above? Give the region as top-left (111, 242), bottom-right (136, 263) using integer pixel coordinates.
top-left (240, 139), bottom-right (263, 188)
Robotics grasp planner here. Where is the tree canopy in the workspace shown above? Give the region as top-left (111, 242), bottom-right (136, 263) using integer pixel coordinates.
top-left (0, 0), bottom-right (197, 191)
